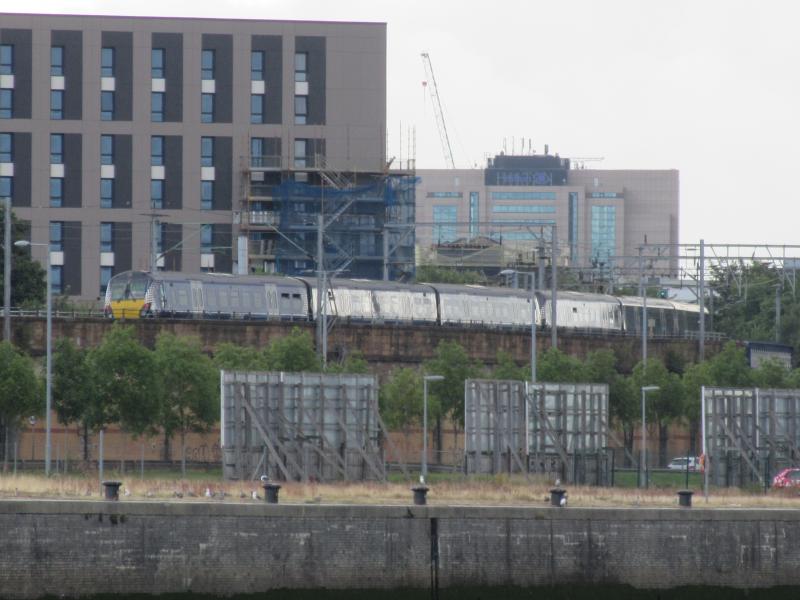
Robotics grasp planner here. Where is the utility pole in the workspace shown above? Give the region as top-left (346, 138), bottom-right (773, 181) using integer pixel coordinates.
top-left (141, 211), bottom-right (166, 272)
top-left (316, 214), bottom-right (326, 366)
top-left (3, 197), bottom-right (10, 341)
top-left (550, 225), bottom-right (557, 350)
top-left (639, 246), bottom-right (647, 366)
top-left (699, 239), bottom-right (705, 362)
top-left (776, 282), bottom-right (782, 343)
top-left (382, 226), bottom-right (389, 281)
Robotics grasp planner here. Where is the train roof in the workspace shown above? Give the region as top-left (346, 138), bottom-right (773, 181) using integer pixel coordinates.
top-left (116, 270), bottom-right (307, 288)
top-left (426, 283), bottom-right (533, 299)
top-left (617, 295), bottom-right (675, 309)
top-left (537, 290), bottom-right (620, 304)
top-left (296, 277), bottom-right (436, 293)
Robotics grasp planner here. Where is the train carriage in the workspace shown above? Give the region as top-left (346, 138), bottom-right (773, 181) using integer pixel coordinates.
top-left (432, 283), bottom-right (537, 328)
top-left (618, 296), bottom-right (681, 337)
top-left (538, 290), bottom-right (622, 333)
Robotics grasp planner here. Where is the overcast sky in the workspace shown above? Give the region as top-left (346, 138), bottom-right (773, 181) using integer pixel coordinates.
top-left (6, 0), bottom-right (800, 246)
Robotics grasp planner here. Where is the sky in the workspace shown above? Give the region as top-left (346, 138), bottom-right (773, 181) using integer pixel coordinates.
top-left (6, 0), bottom-right (800, 246)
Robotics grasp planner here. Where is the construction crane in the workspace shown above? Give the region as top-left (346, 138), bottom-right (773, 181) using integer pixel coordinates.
top-left (420, 52), bottom-right (455, 169)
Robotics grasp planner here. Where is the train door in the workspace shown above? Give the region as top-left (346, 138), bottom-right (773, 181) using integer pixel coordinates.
top-left (190, 280), bottom-right (204, 315)
top-left (264, 283), bottom-right (279, 318)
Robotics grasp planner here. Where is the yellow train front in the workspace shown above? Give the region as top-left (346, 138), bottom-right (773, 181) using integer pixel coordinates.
top-left (103, 271), bottom-right (154, 319)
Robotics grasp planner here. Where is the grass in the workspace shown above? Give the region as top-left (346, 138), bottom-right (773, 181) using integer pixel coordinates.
top-left (0, 468), bottom-right (798, 508)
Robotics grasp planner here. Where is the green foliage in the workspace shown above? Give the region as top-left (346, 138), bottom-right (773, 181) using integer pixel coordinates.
top-left (53, 338), bottom-right (101, 431)
top-left (155, 333), bottom-right (218, 439)
top-left (415, 265), bottom-right (487, 285)
top-left (752, 358), bottom-right (790, 388)
top-left (326, 350), bottom-right (370, 374)
top-left (91, 325), bottom-right (160, 435)
top-left (492, 351), bottom-right (527, 381)
top-left (424, 341), bottom-right (483, 425)
top-left (0, 341), bottom-right (40, 428)
top-left (264, 327), bottom-right (320, 372)
top-left (629, 358), bottom-right (684, 426)
top-left (707, 342), bottom-right (753, 387)
top-left (213, 343), bottom-right (267, 371)
top-left (379, 368), bottom-right (427, 432)
top-left (0, 210), bottom-right (46, 307)
top-left (537, 348), bottom-right (586, 383)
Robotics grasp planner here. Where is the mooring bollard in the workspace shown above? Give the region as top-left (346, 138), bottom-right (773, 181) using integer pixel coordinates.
top-left (677, 490), bottom-right (693, 508)
top-left (550, 488), bottom-right (566, 507)
top-left (102, 480), bottom-right (122, 501)
top-left (412, 485), bottom-right (429, 506)
top-left (262, 482), bottom-right (282, 504)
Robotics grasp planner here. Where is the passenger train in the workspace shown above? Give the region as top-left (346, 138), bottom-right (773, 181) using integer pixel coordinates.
top-left (103, 270), bottom-right (704, 337)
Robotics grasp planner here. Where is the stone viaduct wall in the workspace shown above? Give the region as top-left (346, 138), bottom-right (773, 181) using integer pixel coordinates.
top-left (0, 500), bottom-right (796, 598)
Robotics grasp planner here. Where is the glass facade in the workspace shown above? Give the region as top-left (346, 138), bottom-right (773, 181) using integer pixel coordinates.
top-left (590, 205), bottom-right (616, 265)
top-left (469, 191), bottom-right (479, 236)
top-left (432, 205), bottom-right (458, 243)
top-left (100, 47), bottom-right (114, 77)
top-left (151, 136), bottom-right (164, 165)
top-left (100, 91), bottom-right (114, 120)
top-left (569, 191), bottom-right (579, 263)
top-left (100, 178), bottom-right (113, 208)
top-left (100, 135), bottom-right (113, 165)
top-left (50, 46), bottom-right (64, 76)
top-left (426, 191), bottom-right (462, 198)
top-left (492, 205), bottom-right (555, 213)
top-left (251, 51), bottom-right (264, 80)
top-left (151, 48), bottom-right (165, 78)
top-left (201, 50), bottom-right (214, 80)
top-left (0, 133), bottom-right (10, 162)
top-left (50, 90), bottom-right (64, 120)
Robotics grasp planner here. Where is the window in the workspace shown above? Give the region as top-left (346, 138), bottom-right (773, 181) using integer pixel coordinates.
top-left (151, 136), bottom-right (164, 166)
top-left (0, 45), bottom-right (12, 75)
top-left (294, 95), bottom-right (307, 125)
top-left (100, 135), bottom-right (113, 165)
top-left (0, 89), bottom-right (12, 119)
top-left (151, 92), bottom-right (164, 122)
top-left (100, 178), bottom-right (113, 209)
top-left (50, 221), bottom-right (64, 294)
top-left (151, 48), bottom-right (165, 79)
top-left (492, 205), bottom-right (556, 213)
top-left (0, 177), bottom-right (11, 199)
top-left (201, 137), bottom-right (214, 167)
top-left (50, 90), bottom-right (64, 120)
top-left (251, 50), bottom-right (264, 80)
top-left (101, 47), bottom-right (114, 77)
top-left (49, 178), bottom-right (63, 207)
top-left (294, 52), bottom-right (307, 82)
top-left (201, 49), bottom-right (214, 80)
top-left (50, 134), bottom-right (64, 164)
top-left (100, 266), bottom-right (113, 295)
top-left (591, 205), bottom-right (617, 264)
top-left (201, 93), bottom-right (214, 123)
top-left (101, 91), bottom-right (114, 121)
top-left (469, 192), bottom-right (479, 236)
top-left (201, 181), bottom-right (213, 210)
top-left (0, 133), bottom-right (11, 163)
top-left (201, 225), bottom-right (213, 250)
top-left (490, 191), bottom-right (557, 200)
top-left (432, 205), bottom-right (458, 243)
top-left (251, 137), bottom-right (264, 167)
top-left (426, 191), bottom-right (462, 199)
top-left (100, 222), bottom-right (113, 252)
top-left (568, 191), bottom-right (579, 263)
top-left (250, 94), bottom-right (264, 124)
top-left (50, 46), bottom-right (64, 76)
top-left (151, 179), bottom-right (164, 209)
top-left (294, 139), bottom-right (307, 168)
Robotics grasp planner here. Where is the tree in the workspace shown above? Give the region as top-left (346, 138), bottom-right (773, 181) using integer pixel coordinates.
top-left (379, 368), bottom-right (429, 449)
top-left (682, 360), bottom-right (712, 455)
top-left (0, 342), bottom-right (40, 465)
top-left (491, 351), bottom-right (527, 381)
top-left (706, 342), bottom-right (753, 388)
top-left (264, 327), bottom-right (320, 372)
top-left (0, 210), bottom-right (47, 308)
top-left (154, 333), bottom-right (219, 474)
top-left (326, 350), bottom-right (370, 374)
top-left (414, 265), bottom-right (487, 285)
top-left (752, 358), bottom-right (790, 389)
top-left (536, 348), bottom-right (586, 383)
top-left (91, 326), bottom-right (160, 436)
top-left (213, 343), bottom-right (267, 371)
top-left (630, 358), bottom-right (684, 466)
top-left (53, 338), bottom-right (100, 461)
top-left (424, 341), bottom-right (482, 462)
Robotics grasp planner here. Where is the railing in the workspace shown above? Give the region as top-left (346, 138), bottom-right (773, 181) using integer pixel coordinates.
top-left (248, 155), bottom-right (282, 169)
top-left (241, 211), bottom-right (279, 227)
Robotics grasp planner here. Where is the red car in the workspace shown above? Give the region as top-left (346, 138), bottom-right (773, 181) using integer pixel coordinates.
top-left (772, 468), bottom-right (800, 488)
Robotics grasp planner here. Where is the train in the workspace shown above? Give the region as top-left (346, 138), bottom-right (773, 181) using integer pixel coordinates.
top-left (103, 270), bottom-right (704, 337)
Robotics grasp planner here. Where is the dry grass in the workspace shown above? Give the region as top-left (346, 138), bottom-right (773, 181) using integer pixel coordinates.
top-left (1, 472), bottom-right (800, 508)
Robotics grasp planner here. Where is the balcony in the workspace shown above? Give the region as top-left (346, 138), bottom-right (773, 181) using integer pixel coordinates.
top-left (241, 211), bottom-right (279, 227)
top-left (249, 239), bottom-right (277, 257)
top-left (249, 155), bottom-right (282, 170)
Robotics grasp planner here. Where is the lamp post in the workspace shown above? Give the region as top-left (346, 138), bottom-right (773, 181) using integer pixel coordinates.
top-left (640, 385), bottom-right (659, 488)
top-left (15, 240), bottom-right (51, 476)
top-left (422, 375), bottom-right (444, 485)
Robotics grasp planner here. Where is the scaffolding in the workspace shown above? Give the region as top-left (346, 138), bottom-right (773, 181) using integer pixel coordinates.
top-left (220, 370), bottom-right (387, 482)
top-left (464, 379), bottom-right (611, 484)
top-left (703, 386), bottom-right (800, 487)
top-left (240, 150), bottom-right (416, 280)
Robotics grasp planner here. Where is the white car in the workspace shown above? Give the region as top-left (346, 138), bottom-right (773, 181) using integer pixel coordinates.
top-left (667, 456), bottom-right (700, 471)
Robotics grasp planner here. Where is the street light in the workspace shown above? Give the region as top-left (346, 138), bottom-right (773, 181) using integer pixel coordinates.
top-left (15, 239), bottom-right (52, 476)
top-left (422, 375), bottom-right (444, 484)
top-left (640, 385), bottom-right (660, 488)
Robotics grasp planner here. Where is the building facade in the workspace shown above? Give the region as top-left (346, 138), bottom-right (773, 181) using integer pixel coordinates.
top-left (0, 13), bottom-right (407, 301)
top-left (416, 154), bottom-right (679, 280)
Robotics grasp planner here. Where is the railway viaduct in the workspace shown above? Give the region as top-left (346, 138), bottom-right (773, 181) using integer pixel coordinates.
top-left (9, 316), bottom-right (722, 374)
